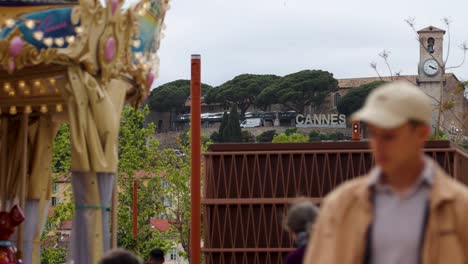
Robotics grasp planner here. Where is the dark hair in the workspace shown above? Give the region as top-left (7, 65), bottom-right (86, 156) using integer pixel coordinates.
top-left (149, 248), bottom-right (165, 262)
top-left (99, 249), bottom-right (143, 264)
top-left (284, 200), bottom-right (319, 234)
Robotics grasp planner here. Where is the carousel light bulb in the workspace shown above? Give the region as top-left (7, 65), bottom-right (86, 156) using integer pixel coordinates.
top-left (24, 105), bottom-right (32, 114)
top-left (138, 9), bottom-right (145, 16)
top-left (143, 2), bottom-right (149, 9)
top-left (49, 78), bottom-right (56, 85)
top-left (56, 104), bottom-right (63, 113)
top-left (66, 36), bottom-right (75, 44)
top-left (75, 26), bottom-right (84, 34)
top-left (43, 37), bottom-right (53, 47)
top-left (8, 90), bottom-right (15, 96)
top-left (3, 83), bottom-right (11, 92)
top-left (18, 81), bottom-right (26, 89)
top-left (24, 88), bottom-right (30, 95)
top-left (40, 105), bottom-right (48, 113)
top-left (5, 19), bottom-right (15, 28)
top-left (9, 106), bottom-right (17, 115)
top-left (25, 20), bottom-right (35, 29)
top-left (34, 80), bottom-right (41, 88)
top-left (55, 88), bottom-right (59, 94)
top-left (33, 31), bottom-right (44, 41)
top-left (54, 38), bottom-right (64, 47)
top-left (134, 52), bottom-right (142, 59)
top-left (132, 39), bottom-right (141, 48)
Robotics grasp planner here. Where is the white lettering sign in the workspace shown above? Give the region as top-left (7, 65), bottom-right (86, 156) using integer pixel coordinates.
top-left (296, 114), bottom-right (347, 128)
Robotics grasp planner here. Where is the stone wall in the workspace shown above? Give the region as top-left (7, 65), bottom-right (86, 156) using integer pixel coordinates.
top-left (153, 126), bottom-right (353, 149)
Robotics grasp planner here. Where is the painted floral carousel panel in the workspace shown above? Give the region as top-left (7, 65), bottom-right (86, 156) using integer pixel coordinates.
top-left (0, 7), bottom-right (77, 50)
top-left (0, 0), bottom-right (77, 6)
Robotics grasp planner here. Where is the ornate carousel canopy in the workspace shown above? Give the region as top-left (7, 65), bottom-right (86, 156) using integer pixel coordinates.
top-left (0, 0), bottom-right (167, 112)
top-left (0, 1), bottom-right (169, 263)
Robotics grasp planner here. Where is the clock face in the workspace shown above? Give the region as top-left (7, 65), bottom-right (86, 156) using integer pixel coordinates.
top-left (423, 59), bottom-right (439, 76)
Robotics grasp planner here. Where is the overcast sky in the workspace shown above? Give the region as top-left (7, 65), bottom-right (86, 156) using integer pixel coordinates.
top-left (153, 0), bottom-right (468, 88)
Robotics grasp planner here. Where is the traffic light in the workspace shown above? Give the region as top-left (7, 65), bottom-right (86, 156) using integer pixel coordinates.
top-left (352, 121), bottom-right (360, 141)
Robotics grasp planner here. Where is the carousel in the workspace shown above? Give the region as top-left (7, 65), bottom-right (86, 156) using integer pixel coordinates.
top-left (0, 0), bottom-right (168, 263)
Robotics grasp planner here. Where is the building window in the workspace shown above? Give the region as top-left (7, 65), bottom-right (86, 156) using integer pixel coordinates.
top-left (163, 196), bottom-right (171, 207)
top-left (334, 93), bottom-right (341, 107)
top-left (162, 181), bottom-right (168, 189)
top-left (52, 183), bottom-right (58, 192)
top-left (51, 197), bottom-right (58, 206)
top-left (170, 247), bottom-right (178, 260)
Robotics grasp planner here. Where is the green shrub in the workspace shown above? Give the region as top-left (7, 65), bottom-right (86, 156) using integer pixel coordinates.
top-left (256, 130), bottom-right (277, 142)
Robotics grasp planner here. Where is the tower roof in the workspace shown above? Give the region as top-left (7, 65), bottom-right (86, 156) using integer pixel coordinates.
top-left (417, 26), bottom-right (446, 34)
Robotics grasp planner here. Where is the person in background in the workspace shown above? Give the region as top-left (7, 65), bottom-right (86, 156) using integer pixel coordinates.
top-left (99, 249), bottom-right (143, 264)
top-left (283, 199), bottom-right (319, 264)
top-left (148, 248), bottom-right (165, 264)
top-left (303, 81), bottom-right (468, 264)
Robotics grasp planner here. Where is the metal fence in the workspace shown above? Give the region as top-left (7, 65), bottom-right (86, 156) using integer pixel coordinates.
top-left (202, 141), bottom-right (468, 264)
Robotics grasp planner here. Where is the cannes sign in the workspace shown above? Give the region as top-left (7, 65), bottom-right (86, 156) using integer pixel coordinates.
top-left (296, 113), bottom-right (346, 128)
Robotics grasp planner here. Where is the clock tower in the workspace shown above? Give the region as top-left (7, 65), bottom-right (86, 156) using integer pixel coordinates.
top-left (417, 25), bottom-right (446, 131)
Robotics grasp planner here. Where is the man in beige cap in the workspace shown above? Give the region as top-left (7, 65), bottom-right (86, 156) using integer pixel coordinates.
top-left (303, 81), bottom-right (468, 264)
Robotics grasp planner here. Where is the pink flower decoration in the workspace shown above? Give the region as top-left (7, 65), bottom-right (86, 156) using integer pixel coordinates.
top-left (111, 0), bottom-right (119, 15)
top-left (9, 37), bottom-right (23, 57)
top-left (104, 37), bottom-right (116, 62)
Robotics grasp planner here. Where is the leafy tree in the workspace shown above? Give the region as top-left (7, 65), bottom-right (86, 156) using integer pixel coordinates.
top-left (52, 124), bottom-right (71, 173)
top-left (217, 112), bottom-right (229, 142)
top-left (117, 106), bottom-right (172, 257)
top-left (41, 247), bottom-right (67, 264)
top-left (337, 81), bottom-right (385, 117)
top-left (222, 105), bottom-right (242, 143)
top-left (272, 133), bottom-right (308, 143)
top-left (205, 74), bottom-right (280, 117)
top-left (258, 70), bottom-right (338, 114)
top-left (147, 80), bottom-right (213, 114)
top-left (161, 130), bottom-right (212, 262)
top-left (41, 124), bottom-right (73, 264)
top-left (209, 132), bottom-right (221, 143)
top-left (256, 130), bottom-right (277, 142)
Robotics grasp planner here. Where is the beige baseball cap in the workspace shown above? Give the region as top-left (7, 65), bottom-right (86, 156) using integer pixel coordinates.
top-left (351, 81), bottom-right (432, 128)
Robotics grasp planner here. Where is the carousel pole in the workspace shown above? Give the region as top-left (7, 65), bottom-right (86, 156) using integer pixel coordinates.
top-left (17, 112), bottom-right (29, 259)
top-left (0, 119), bottom-right (7, 210)
top-left (190, 54), bottom-right (201, 264)
top-left (111, 179), bottom-right (118, 248)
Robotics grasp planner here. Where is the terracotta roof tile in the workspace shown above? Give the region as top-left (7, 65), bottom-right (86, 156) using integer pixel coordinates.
top-left (150, 218), bottom-right (171, 232)
top-left (58, 220), bottom-right (72, 230)
top-left (338, 75), bottom-right (417, 89)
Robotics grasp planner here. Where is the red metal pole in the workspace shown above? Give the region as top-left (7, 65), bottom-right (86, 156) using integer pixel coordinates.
top-left (352, 121), bottom-right (361, 141)
top-left (190, 54), bottom-right (201, 263)
top-left (132, 179), bottom-right (138, 239)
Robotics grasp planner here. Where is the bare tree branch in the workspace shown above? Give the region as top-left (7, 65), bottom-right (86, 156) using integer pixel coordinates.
top-left (370, 61), bottom-right (383, 81)
top-left (379, 50), bottom-right (394, 80)
top-left (443, 17), bottom-right (452, 64)
top-left (446, 42), bottom-right (468, 69)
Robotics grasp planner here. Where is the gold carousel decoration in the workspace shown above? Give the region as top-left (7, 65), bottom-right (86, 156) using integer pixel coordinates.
top-left (0, 0), bottom-right (169, 263)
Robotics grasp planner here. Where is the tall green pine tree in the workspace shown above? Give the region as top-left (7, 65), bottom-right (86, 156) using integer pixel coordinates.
top-left (223, 105), bottom-right (242, 142)
top-left (217, 111), bottom-right (229, 142)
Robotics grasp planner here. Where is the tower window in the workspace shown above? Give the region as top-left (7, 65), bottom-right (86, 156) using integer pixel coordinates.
top-left (427, 37), bottom-right (435, 54)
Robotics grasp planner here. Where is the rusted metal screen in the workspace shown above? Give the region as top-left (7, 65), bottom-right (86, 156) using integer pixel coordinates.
top-left (202, 141), bottom-right (468, 264)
